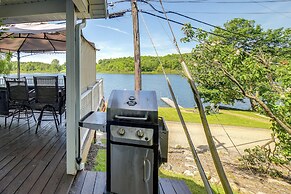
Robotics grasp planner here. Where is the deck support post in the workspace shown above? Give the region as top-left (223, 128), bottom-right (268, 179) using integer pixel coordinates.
top-left (17, 51), bottom-right (21, 79)
top-left (75, 19), bottom-right (87, 170)
top-left (66, 0), bottom-right (78, 175)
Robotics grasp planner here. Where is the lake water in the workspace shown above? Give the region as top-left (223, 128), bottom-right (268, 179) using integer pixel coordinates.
top-left (96, 73), bottom-right (251, 110)
top-left (2, 73), bottom-right (251, 109)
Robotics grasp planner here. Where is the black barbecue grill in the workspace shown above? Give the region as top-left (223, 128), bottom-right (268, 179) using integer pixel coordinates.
top-left (79, 90), bottom-right (168, 194)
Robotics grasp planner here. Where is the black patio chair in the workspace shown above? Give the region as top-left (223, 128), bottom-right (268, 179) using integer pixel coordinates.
top-left (4, 77), bottom-right (36, 129)
top-left (33, 76), bottom-right (65, 133)
top-left (63, 75), bottom-right (66, 118)
top-left (0, 89), bottom-right (13, 128)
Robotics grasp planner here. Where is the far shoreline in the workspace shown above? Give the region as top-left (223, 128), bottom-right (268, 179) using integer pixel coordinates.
top-left (5, 71), bottom-right (180, 75)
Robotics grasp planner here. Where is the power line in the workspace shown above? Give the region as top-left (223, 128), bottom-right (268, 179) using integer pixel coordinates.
top-left (108, 0), bottom-right (130, 6)
top-left (109, 1), bottom-right (286, 45)
top-left (140, 10), bottom-right (228, 39)
top-left (140, 12), bottom-right (214, 194)
top-left (156, 0), bottom-right (233, 192)
top-left (109, 0), bottom-right (291, 5)
top-left (153, 10), bottom-right (291, 15)
top-left (148, 0), bottom-right (291, 4)
top-left (250, 0), bottom-right (291, 18)
top-left (108, 0), bottom-right (291, 15)
top-left (140, 0), bottom-right (250, 39)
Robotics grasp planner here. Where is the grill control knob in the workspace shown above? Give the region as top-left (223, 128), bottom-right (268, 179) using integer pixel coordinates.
top-left (118, 128), bottom-right (125, 136)
top-left (136, 129), bottom-right (144, 138)
top-left (129, 96), bottom-right (135, 100)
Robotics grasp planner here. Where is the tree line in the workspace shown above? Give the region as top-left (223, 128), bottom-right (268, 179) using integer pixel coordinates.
top-left (1, 54), bottom-right (185, 75)
top-left (96, 54), bottom-right (189, 73)
top-left (9, 59), bottom-right (66, 73)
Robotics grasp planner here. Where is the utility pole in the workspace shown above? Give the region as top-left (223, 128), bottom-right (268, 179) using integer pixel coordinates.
top-left (131, 0), bottom-right (141, 91)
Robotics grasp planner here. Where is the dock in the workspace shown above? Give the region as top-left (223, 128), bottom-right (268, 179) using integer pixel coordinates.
top-left (161, 97), bottom-right (183, 108)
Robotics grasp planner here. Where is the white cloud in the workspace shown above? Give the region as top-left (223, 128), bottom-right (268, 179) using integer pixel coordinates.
top-left (95, 24), bottom-right (130, 35)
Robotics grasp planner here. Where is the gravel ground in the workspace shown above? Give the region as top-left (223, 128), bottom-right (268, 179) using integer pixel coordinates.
top-left (162, 146), bottom-right (291, 194)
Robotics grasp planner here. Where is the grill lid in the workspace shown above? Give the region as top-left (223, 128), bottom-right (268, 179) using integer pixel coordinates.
top-left (107, 90), bottom-right (158, 124)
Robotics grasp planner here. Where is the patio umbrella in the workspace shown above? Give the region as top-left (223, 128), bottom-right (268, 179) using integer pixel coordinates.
top-left (0, 22), bottom-right (66, 78)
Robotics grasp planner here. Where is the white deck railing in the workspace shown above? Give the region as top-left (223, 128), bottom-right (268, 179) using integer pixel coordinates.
top-left (80, 78), bottom-right (104, 117)
top-left (0, 76), bottom-right (104, 148)
top-left (80, 79), bottom-right (104, 147)
top-left (0, 76), bottom-right (104, 118)
top-left (0, 77), bottom-right (65, 87)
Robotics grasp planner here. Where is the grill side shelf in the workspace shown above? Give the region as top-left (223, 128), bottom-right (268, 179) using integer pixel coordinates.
top-left (79, 111), bottom-right (106, 132)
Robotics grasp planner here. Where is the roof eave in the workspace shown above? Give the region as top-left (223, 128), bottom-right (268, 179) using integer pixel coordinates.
top-left (0, 0), bottom-right (108, 24)
top-left (74, 0), bottom-right (108, 19)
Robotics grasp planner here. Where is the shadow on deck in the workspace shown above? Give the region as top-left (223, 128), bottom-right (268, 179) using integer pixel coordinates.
top-left (70, 171), bottom-right (192, 194)
top-left (0, 115), bottom-right (74, 193)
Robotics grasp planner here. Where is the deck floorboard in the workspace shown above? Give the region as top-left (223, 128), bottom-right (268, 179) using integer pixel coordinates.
top-left (93, 172), bottom-right (106, 194)
top-left (70, 171), bottom-right (192, 194)
top-left (81, 171), bottom-right (97, 194)
top-left (0, 115), bottom-right (74, 194)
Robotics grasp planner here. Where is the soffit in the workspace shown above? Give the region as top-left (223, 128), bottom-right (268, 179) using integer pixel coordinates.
top-left (0, 0), bottom-right (107, 24)
top-left (89, 0), bottom-right (108, 19)
top-left (0, 0), bottom-right (45, 5)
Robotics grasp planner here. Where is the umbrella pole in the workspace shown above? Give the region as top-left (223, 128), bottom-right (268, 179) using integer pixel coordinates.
top-left (17, 51), bottom-right (20, 79)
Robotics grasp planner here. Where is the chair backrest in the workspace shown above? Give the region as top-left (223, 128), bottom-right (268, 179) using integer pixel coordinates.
top-left (0, 89), bottom-right (9, 115)
top-left (33, 76), bottom-right (59, 104)
top-left (63, 75), bottom-right (66, 91)
top-left (4, 77), bottom-right (30, 103)
top-left (63, 75), bottom-right (66, 86)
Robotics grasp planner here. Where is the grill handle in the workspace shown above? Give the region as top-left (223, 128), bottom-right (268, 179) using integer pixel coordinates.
top-left (143, 159), bottom-right (151, 182)
top-left (114, 115), bottom-right (148, 121)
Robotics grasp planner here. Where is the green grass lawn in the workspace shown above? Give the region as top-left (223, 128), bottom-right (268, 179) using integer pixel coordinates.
top-left (160, 169), bottom-right (230, 194)
top-left (93, 148), bottom-right (106, 172)
top-left (93, 139), bottom-right (107, 172)
top-left (158, 107), bottom-right (271, 129)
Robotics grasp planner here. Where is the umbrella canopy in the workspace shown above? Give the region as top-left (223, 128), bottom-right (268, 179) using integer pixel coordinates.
top-left (0, 22), bottom-right (66, 53)
top-left (0, 22), bottom-right (66, 78)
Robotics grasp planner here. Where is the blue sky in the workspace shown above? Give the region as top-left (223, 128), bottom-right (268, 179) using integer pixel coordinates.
top-left (17, 0), bottom-right (291, 64)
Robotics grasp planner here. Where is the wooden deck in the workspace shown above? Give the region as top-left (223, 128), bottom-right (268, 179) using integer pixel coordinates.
top-left (0, 115), bottom-right (74, 194)
top-left (70, 171), bottom-right (192, 194)
top-left (0, 115), bottom-right (192, 194)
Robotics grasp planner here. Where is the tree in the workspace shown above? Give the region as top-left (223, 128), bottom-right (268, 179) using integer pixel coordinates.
top-left (51, 59), bottom-right (63, 72)
top-left (0, 22), bottom-right (13, 75)
top-left (181, 18), bottom-right (290, 163)
top-left (51, 59), bottom-right (60, 66)
top-left (0, 53), bottom-right (13, 74)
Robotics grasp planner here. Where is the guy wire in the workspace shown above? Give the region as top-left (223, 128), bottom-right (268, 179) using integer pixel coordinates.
top-left (157, 0), bottom-right (233, 193)
top-left (140, 12), bottom-right (214, 194)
